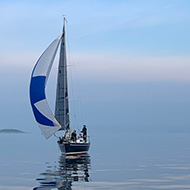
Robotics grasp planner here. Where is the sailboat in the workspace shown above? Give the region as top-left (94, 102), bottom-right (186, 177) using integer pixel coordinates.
top-left (29, 19), bottom-right (90, 156)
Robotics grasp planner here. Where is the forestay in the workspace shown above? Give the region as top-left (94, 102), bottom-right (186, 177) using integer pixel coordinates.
top-left (30, 34), bottom-right (63, 139)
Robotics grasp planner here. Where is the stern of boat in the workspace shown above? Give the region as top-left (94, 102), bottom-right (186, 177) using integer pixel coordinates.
top-left (57, 136), bottom-right (90, 156)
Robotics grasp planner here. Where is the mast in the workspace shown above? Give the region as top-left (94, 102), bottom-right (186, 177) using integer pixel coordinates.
top-left (55, 18), bottom-right (71, 134)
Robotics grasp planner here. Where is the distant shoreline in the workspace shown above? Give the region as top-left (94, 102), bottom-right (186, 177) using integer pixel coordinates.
top-left (0, 129), bottom-right (27, 134)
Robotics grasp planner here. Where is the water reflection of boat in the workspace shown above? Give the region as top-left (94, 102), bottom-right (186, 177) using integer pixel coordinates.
top-left (33, 154), bottom-right (91, 190)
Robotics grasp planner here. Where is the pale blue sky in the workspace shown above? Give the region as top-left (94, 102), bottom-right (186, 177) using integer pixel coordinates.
top-left (0, 0), bottom-right (190, 134)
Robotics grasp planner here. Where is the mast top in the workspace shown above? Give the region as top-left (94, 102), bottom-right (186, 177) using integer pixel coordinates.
top-left (62, 16), bottom-right (68, 29)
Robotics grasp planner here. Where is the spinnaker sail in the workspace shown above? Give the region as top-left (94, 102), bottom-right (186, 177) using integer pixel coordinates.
top-left (30, 34), bottom-right (63, 139)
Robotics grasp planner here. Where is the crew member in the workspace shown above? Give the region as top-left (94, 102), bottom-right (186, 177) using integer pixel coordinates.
top-left (81, 125), bottom-right (87, 142)
top-left (71, 130), bottom-right (77, 142)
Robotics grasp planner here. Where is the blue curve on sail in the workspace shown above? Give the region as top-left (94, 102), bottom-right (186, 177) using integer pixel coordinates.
top-left (30, 76), bottom-right (54, 126)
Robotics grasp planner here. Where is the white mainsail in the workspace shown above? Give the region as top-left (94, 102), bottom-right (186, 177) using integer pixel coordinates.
top-left (30, 34), bottom-right (63, 139)
top-left (55, 24), bottom-right (70, 133)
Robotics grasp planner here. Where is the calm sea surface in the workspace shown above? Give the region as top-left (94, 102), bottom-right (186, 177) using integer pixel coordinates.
top-left (1, 128), bottom-right (190, 190)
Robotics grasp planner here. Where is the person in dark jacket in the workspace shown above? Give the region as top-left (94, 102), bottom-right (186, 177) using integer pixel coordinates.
top-left (71, 130), bottom-right (77, 142)
top-left (81, 125), bottom-right (87, 142)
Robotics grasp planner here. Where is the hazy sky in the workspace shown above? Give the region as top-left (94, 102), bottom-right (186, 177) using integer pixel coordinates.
top-left (0, 0), bottom-right (190, 135)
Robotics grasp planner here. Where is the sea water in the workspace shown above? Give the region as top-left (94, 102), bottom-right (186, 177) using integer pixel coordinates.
top-left (1, 128), bottom-right (190, 190)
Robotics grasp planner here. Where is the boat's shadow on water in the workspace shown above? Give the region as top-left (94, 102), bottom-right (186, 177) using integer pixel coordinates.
top-left (33, 154), bottom-right (91, 190)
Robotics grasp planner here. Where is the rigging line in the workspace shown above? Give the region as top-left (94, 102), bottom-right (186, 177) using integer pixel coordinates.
top-left (65, 21), bottom-right (85, 130)
top-left (66, 41), bottom-right (85, 128)
top-left (71, 54), bottom-right (85, 126)
top-left (54, 133), bottom-right (59, 139)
